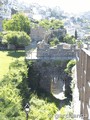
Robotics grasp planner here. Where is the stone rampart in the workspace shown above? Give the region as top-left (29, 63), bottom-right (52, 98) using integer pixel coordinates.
top-left (37, 42), bottom-right (77, 59)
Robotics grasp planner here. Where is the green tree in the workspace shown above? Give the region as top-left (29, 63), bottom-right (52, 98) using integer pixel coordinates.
top-left (3, 13), bottom-right (31, 34)
top-left (49, 37), bottom-right (59, 46)
top-left (75, 29), bottom-right (78, 39)
top-left (0, 60), bottom-right (28, 119)
top-left (39, 19), bottom-right (64, 30)
top-left (63, 34), bottom-right (76, 44)
top-left (2, 31), bottom-right (31, 50)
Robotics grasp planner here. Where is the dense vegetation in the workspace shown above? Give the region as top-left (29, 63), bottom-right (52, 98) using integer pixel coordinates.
top-left (59, 106), bottom-right (73, 120)
top-left (3, 13), bottom-right (31, 35)
top-left (39, 19), bottom-right (64, 30)
top-left (64, 60), bottom-right (76, 98)
top-left (2, 31), bottom-right (31, 50)
top-left (0, 50), bottom-right (59, 119)
top-left (0, 12), bottom-right (76, 119)
top-left (0, 50), bottom-right (75, 119)
top-left (0, 58), bottom-right (58, 119)
top-left (0, 50), bottom-right (25, 79)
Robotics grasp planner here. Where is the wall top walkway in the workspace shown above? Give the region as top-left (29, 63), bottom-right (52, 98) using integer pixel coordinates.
top-left (25, 42), bottom-right (79, 60)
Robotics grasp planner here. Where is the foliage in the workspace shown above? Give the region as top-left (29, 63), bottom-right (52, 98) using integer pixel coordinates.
top-left (0, 60), bottom-right (28, 119)
top-left (64, 60), bottom-right (76, 98)
top-left (0, 55), bottom-right (58, 119)
top-left (0, 32), bottom-right (3, 40)
top-left (0, 50), bottom-right (25, 80)
top-left (65, 60), bottom-right (76, 75)
top-left (27, 61), bottom-right (40, 90)
top-left (0, 84), bottom-right (24, 120)
top-left (39, 19), bottom-right (64, 30)
top-left (77, 40), bottom-right (83, 48)
top-left (63, 34), bottom-right (76, 44)
top-left (49, 37), bottom-right (59, 46)
top-left (29, 95), bottom-right (58, 120)
top-left (58, 106), bottom-right (74, 120)
top-left (2, 31), bottom-right (31, 48)
top-left (3, 13), bottom-right (30, 34)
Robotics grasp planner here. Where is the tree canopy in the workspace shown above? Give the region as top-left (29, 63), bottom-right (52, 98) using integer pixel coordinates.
top-left (63, 34), bottom-right (76, 44)
top-left (39, 19), bottom-right (64, 30)
top-left (2, 31), bottom-right (31, 48)
top-left (3, 13), bottom-right (31, 34)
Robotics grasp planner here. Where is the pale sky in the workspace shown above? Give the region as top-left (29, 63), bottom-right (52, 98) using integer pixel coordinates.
top-left (19, 0), bottom-right (90, 14)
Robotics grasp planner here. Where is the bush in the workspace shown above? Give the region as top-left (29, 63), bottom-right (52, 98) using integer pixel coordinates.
top-left (49, 37), bottom-right (59, 46)
top-left (64, 60), bottom-right (76, 98)
top-left (29, 95), bottom-right (58, 120)
top-left (39, 19), bottom-right (64, 30)
top-left (65, 60), bottom-right (76, 75)
top-left (63, 34), bottom-right (76, 44)
top-left (0, 60), bottom-right (28, 119)
top-left (0, 59), bottom-right (58, 119)
top-left (59, 105), bottom-right (74, 120)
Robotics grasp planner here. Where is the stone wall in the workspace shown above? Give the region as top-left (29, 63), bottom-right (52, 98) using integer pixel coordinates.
top-left (28, 60), bottom-right (68, 93)
top-left (30, 26), bottom-right (46, 42)
top-left (37, 42), bottom-right (77, 59)
top-left (77, 48), bottom-right (90, 120)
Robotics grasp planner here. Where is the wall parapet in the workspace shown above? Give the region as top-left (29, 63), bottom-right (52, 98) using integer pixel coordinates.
top-left (37, 42), bottom-right (78, 59)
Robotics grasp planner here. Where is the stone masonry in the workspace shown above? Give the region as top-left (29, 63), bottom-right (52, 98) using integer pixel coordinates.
top-left (30, 26), bottom-right (46, 42)
top-left (76, 48), bottom-right (90, 120)
top-left (37, 41), bottom-right (78, 60)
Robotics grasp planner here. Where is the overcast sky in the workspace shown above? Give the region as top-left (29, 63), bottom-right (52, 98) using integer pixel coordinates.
top-left (19, 0), bottom-right (90, 14)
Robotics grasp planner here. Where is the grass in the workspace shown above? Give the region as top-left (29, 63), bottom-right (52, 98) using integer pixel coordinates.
top-left (0, 50), bottom-right (25, 80)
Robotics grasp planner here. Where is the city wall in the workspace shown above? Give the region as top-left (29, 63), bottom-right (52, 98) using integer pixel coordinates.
top-left (37, 42), bottom-right (78, 59)
top-left (77, 48), bottom-right (90, 120)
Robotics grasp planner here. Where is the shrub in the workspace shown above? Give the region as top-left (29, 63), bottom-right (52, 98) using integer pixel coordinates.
top-left (65, 60), bottom-right (76, 75)
top-left (49, 37), bottom-right (59, 46)
top-left (58, 105), bottom-right (74, 120)
top-left (29, 95), bottom-right (58, 120)
top-left (63, 34), bottom-right (76, 44)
